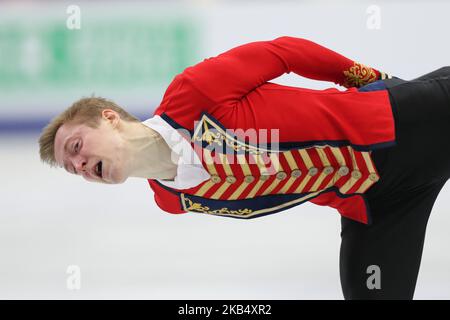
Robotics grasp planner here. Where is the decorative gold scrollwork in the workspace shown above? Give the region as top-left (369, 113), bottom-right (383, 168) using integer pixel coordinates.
top-left (343, 62), bottom-right (377, 88)
top-left (192, 115), bottom-right (268, 155)
top-left (184, 196), bottom-right (253, 216)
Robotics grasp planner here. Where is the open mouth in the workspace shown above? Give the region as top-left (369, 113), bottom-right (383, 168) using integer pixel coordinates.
top-left (95, 161), bottom-right (103, 178)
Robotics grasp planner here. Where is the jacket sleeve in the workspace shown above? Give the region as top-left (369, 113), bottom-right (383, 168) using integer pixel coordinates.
top-left (180, 36), bottom-right (388, 107)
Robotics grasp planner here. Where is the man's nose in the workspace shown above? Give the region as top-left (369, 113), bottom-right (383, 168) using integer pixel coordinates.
top-left (72, 156), bottom-right (87, 174)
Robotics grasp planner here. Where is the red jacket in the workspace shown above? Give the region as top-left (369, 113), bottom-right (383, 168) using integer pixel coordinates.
top-left (147, 36), bottom-right (396, 224)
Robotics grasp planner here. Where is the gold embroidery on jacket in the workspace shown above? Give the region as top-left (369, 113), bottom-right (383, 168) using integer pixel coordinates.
top-left (343, 62), bottom-right (377, 88)
top-left (181, 192), bottom-right (321, 218)
top-left (183, 195), bottom-right (253, 216)
top-left (192, 114), bottom-right (267, 155)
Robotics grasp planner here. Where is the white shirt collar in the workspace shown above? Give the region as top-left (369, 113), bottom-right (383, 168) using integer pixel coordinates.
top-left (142, 115), bottom-right (211, 190)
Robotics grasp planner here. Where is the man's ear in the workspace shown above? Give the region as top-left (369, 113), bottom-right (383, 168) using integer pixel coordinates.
top-left (101, 109), bottom-right (120, 128)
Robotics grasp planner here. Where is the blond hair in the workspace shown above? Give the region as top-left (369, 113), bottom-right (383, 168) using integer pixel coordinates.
top-left (38, 96), bottom-right (140, 167)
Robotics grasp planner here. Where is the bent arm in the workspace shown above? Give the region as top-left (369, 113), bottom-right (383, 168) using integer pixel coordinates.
top-left (181, 36), bottom-right (388, 106)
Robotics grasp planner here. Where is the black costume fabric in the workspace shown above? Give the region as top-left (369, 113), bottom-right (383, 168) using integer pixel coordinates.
top-left (339, 67), bottom-right (450, 299)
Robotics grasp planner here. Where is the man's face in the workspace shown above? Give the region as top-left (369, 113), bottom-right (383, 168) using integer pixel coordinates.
top-left (54, 115), bottom-right (129, 184)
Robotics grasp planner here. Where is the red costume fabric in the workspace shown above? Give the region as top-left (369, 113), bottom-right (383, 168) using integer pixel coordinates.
top-left (147, 36), bottom-right (396, 224)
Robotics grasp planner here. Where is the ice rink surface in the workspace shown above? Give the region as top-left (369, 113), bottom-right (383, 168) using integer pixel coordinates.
top-left (1, 134), bottom-right (450, 299)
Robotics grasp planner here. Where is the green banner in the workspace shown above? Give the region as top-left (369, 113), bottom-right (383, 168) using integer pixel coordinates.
top-left (0, 17), bottom-right (200, 92)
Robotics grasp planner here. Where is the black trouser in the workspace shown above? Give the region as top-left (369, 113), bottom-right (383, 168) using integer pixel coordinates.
top-left (339, 67), bottom-right (450, 299)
